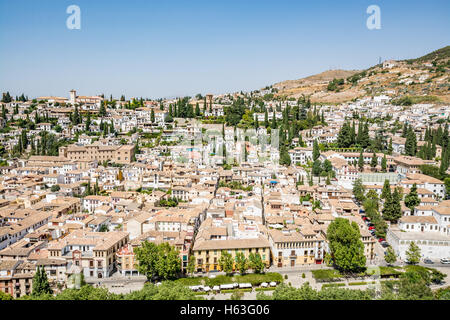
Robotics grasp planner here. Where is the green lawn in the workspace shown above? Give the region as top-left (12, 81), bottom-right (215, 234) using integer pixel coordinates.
top-left (311, 269), bottom-right (343, 282)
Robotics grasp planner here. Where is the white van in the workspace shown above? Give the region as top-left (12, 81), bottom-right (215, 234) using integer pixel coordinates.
top-left (441, 258), bottom-right (450, 264)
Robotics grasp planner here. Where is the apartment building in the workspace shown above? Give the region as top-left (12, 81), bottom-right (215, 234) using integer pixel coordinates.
top-left (47, 230), bottom-right (129, 278)
top-left (192, 236), bottom-right (271, 273)
top-left (0, 260), bottom-right (33, 298)
top-left (268, 229), bottom-right (325, 267)
top-left (61, 143), bottom-right (135, 165)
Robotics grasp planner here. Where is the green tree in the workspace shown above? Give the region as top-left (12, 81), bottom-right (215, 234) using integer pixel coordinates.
top-left (381, 154), bottom-right (387, 172)
top-left (279, 146), bottom-right (291, 166)
top-left (50, 185), bottom-right (60, 192)
top-left (271, 109), bottom-right (277, 129)
top-left (156, 242), bottom-right (182, 280)
top-left (406, 242), bottom-right (421, 265)
top-left (326, 218), bottom-right (366, 273)
top-left (404, 183), bottom-right (420, 212)
top-left (230, 290), bottom-right (244, 300)
top-left (370, 152), bottom-right (377, 170)
top-left (195, 103), bottom-right (200, 117)
top-left (32, 266), bottom-right (53, 297)
top-left (313, 139), bottom-right (320, 161)
top-left (381, 179), bottom-right (391, 200)
top-left (235, 252), bottom-right (248, 275)
top-left (0, 291), bottom-right (13, 300)
top-left (312, 159), bottom-right (322, 176)
top-left (384, 247), bottom-right (397, 265)
top-left (264, 109), bottom-right (269, 128)
top-left (248, 252), bottom-right (265, 274)
top-left (445, 177), bottom-right (450, 200)
top-left (187, 255), bottom-right (195, 276)
top-left (358, 150), bottom-right (364, 172)
top-left (405, 127), bottom-right (417, 156)
top-left (398, 270), bottom-right (433, 300)
top-left (440, 148), bottom-right (449, 177)
top-left (219, 250), bottom-right (234, 275)
top-left (387, 138), bottom-right (393, 155)
top-left (135, 242), bottom-right (181, 281)
top-left (352, 178), bottom-right (366, 203)
top-left (389, 187), bottom-right (403, 223)
top-left (337, 121), bottom-right (353, 148)
top-left (99, 101), bottom-right (107, 117)
top-left (151, 109), bottom-right (155, 123)
top-left (85, 112), bottom-right (91, 131)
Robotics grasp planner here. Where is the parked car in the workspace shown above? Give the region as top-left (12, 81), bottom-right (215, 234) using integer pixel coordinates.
top-left (378, 238), bottom-right (385, 242)
top-left (441, 258), bottom-right (450, 264)
top-left (423, 259), bottom-right (434, 264)
top-left (381, 242), bottom-right (390, 248)
top-left (368, 226), bottom-right (375, 230)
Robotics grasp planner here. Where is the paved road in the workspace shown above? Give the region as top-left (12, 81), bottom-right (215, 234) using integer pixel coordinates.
top-left (86, 261), bottom-right (450, 296)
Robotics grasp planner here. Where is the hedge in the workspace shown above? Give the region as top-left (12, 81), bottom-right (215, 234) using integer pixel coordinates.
top-left (312, 269), bottom-right (343, 282)
top-left (221, 288), bottom-right (252, 294)
top-left (321, 283), bottom-right (346, 288)
top-left (348, 281), bottom-right (376, 286)
top-left (176, 272), bottom-right (284, 288)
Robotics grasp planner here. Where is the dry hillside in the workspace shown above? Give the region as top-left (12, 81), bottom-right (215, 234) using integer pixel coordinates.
top-left (271, 46), bottom-right (450, 104)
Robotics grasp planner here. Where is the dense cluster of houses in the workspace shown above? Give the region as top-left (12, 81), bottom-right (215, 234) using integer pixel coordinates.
top-left (0, 89), bottom-right (449, 298)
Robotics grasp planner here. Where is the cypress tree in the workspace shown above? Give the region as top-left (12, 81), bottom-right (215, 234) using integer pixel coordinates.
top-left (371, 152), bottom-right (377, 170)
top-left (195, 103), bottom-right (200, 117)
top-left (405, 127), bottom-right (417, 156)
top-left (264, 109), bottom-right (269, 128)
top-left (405, 183), bottom-right (420, 212)
top-left (387, 138), bottom-right (393, 155)
top-left (313, 140), bottom-right (320, 161)
top-left (381, 179), bottom-right (391, 200)
top-left (271, 109), bottom-right (277, 129)
top-left (381, 154), bottom-right (387, 172)
top-left (151, 109), bottom-right (155, 123)
top-left (358, 150), bottom-right (364, 172)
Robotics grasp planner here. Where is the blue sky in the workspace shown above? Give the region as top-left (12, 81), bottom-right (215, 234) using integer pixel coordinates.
top-left (0, 0), bottom-right (449, 99)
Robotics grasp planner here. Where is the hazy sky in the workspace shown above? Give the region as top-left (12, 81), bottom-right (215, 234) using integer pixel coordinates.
top-left (0, 0), bottom-right (449, 99)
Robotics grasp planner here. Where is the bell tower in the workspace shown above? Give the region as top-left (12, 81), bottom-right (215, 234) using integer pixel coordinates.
top-left (70, 89), bottom-right (76, 104)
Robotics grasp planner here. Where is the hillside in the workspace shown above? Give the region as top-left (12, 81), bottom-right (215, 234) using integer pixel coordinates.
top-left (271, 46), bottom-right (450, 104)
